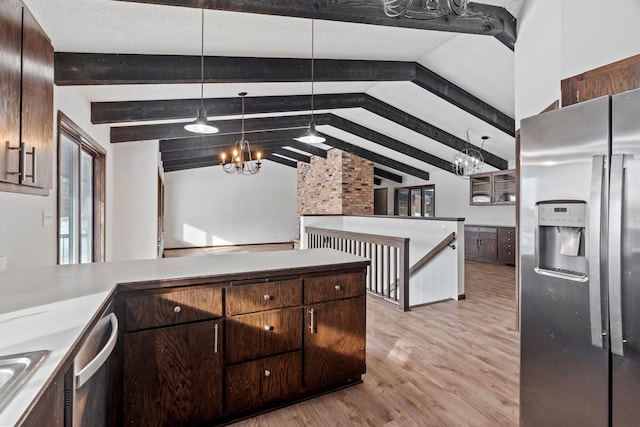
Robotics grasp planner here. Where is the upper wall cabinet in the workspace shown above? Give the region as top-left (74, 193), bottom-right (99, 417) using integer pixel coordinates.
top-left (0, 0), bottom-right (53, 196)
top-left (470, 169), bottom-right (516, 206)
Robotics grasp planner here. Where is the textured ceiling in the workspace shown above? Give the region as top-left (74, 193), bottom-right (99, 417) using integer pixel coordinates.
top-left (24, 0), bottom-right (523, 177)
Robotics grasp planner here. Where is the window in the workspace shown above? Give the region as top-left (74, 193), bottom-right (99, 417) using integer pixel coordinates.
top-left (57, 112), bottom-right (106, 264)
top-left (394, 185), bottom-right (435, 217)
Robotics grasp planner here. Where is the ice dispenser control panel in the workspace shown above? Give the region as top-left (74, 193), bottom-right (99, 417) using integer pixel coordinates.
top-left (538, 203), bottom-right (585, 227)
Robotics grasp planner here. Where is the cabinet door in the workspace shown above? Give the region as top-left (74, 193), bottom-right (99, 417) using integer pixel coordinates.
top-left (226, 351), bottom-right (302, 413)
top-left (464, 234), bottom-right (479, 259)
top-left (304, 297), bottom-right (366, 390)
top-left (123, 320), bottom-right (223, 426)
top-left (20, 5), bottom-right (53, 190)
top-left (226, 307), bottom-right (302, 364)
top-left (477, 234), bottom-right (498, 260)
top-left (0, 0), bottom-right (22, 185)
top-left (20, 373), bottom-right (64, 427)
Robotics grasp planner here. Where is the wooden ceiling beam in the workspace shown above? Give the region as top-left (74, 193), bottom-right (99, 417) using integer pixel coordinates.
top-left (161, 141), bottom-right (284, 162)
top-left (111, 114), bottom-right (331, 143)
top-left (265, 154), bottom-right (298, 169)
top-left (273, 148), bottom-right (311, 163)
top-left (328, 115), bottom-right (451, 173)
top-left (159, 128), bottom-right (304, 151)
top-left (103, 92), bottom-right (509, 167)
top-left (412, 65), bottom-right (515, 137)
top-left (373, 167), bottom-right (402, 183)
top-left (92, 93), bottom-right (364, 124)
top-left (362, 94), bottom-right (509, 169)
top-left (318, 133), bottom-right (430, 181)
top-left (55, 53), bottom-right (414, 86)
top-left (113, 0), bottom-right (516, 49)
top-left (71, 55), bottom-right (513, 136)
top-left (161, 128), bottom-right (427, 180)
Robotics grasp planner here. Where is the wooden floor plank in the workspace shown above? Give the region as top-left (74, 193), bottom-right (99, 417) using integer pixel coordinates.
top-left (230, 260), bottom-right (520, 426)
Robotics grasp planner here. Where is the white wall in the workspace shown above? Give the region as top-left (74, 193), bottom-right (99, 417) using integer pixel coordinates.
top-left (110, 141), bottom-right (159, 261)
top-left (561, 0), bottom-right (640, 80)
top-left (377, 168), bottom-right (516, 227)
top-left (0, 86), bottom-right (112, 270)
top-left (0, 84), bottom-right (163, 269)
top-left (516, 0), bottom-right (640, 124)
top-left (514, 0), bottom-right (562, 123)
top-left (164, 161), bottom-right (298, 248)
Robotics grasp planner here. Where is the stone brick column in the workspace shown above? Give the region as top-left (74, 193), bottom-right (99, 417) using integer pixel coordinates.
top-left (297, 149), bottom-right (374, 217)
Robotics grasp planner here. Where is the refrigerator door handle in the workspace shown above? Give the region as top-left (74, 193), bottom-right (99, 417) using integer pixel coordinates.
top-left (609, 154), bottom-right (625, 356)
top-left (588, 155), bottom-right (605, 348)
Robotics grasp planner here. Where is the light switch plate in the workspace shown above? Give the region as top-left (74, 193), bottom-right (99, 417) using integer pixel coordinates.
top-left (43, 210), bottom-right (54, 227)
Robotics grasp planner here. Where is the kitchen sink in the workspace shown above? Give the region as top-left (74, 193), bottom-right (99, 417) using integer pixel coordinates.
top-left (0, 350), bottom-right (49, 414)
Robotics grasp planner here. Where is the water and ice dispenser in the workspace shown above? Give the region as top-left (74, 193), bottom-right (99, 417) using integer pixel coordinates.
top-left (535, 201), bottom-right (587, 280)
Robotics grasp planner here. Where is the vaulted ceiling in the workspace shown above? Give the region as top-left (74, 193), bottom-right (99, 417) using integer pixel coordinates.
top-left (24, 0), bottom-right (523, 184)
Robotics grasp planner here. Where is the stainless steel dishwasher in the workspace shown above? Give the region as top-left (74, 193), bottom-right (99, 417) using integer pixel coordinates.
top-left (67, 306), bottom-right (118, 426)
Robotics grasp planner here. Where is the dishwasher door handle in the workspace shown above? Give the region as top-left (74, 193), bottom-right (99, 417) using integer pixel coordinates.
top-left (75, 313), bottom-right (118, 389)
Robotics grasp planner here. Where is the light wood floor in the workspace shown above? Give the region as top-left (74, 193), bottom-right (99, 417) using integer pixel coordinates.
top-left (230, 260), bottom-right (520, 426)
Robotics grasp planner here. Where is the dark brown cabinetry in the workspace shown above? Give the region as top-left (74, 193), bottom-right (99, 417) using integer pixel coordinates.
top-left (303, 271), bottom-right (366, 390)
top-left (465, 225), bottom-right (515, 265)
top-left (18, 370), bottom-right (64, 427)
top-left (121, 285), bottom-right (224, 426)
top-left (117, 266), bottom-right (367, 426)
top-left (0, 0), bottom-right (53, 195)
top-left (497, 227), bottom-right (516, 265)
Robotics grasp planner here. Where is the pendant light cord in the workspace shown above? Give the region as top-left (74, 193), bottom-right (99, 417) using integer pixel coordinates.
top-left (200, 8), bottom-right (205, 109)
top-left (311, 19), bottom-right (315, 123)
top-left (241, 94), bottom-right (245, 140)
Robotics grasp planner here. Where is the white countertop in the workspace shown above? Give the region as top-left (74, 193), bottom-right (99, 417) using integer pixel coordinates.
top-left (0, 249), bottom-right (367, 427)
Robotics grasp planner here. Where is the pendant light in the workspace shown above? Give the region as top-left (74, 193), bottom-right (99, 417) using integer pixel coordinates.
top-left (295, 19), bottom-right (326, 144)
top-left (184, 9), bottom-right (219, 134)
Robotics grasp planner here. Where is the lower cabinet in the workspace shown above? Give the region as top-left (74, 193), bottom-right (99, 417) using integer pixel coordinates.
top-left (123, 319), bottom-right (224, 426)
top-left (226, 350), bottom-right (302, 413)
top-left (117, 266), bottom-right (367, 426)
top-left (304, 296), bottom-right (366, 390)
top-left (19, 370), bottom-right (65, 427)
top-left (465, 225), bottom-right (515, 265)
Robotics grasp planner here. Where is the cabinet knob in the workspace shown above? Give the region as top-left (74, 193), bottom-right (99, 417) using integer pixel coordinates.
top-left (334, 285), bottom-right (341, 291)
top-left (173, 305), bottom-right (181, 313)
top-left (264, 294), bottom-right (271, 301)
top-left (264, 370), bottom-right (271, 377)
top-left (264, 325), bottom-right (274, 331)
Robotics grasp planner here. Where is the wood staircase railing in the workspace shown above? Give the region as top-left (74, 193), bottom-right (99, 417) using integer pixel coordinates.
top-left (409, 232), bottom-right (456, 276)
top-left (305, 226), bottom-right (410, 311)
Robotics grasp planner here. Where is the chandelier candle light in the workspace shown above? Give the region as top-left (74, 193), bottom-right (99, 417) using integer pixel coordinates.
top-left (295, 19), bottom-right (326, 144)
top-left (220, 92), bottom-right (262, 175)
top-left (452, 131), bottom-right (487, 179)
top-left (383, 0), bottom-right (468, 18)
top-left (184, 8), bottom-right (219, 134)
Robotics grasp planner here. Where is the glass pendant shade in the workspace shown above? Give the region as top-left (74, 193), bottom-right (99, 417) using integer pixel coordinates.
top-left (184, 107), bottom-right (219, 134)
top-left (295, 121), bottom-right (325, 144)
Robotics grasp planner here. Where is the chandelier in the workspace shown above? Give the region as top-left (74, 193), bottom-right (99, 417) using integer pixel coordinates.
top-left (452, 131), bottom-right (487, 179)
top-left (184, 8), bottom-right (219, 134)
top-left (383, 0), bottom-right (468, 18)
top-left (220, 92), bottom-right (262, 175)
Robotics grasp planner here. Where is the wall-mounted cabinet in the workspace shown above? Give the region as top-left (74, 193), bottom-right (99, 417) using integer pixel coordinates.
top-left (0, 0), bottom-right (53, 196)
top-left (470, 170), bottom-right (516, 205)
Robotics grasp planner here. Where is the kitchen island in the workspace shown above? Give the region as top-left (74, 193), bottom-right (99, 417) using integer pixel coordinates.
top-left (0, 248), bottom-right (369, 426)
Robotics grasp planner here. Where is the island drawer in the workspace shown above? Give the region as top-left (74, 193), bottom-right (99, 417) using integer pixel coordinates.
top-left (225, 278), bottom-right (302, 315)
top-left (304, 271), bottom-right (365, 304)
top-left (226, 307), bottom-right (302, 364)
top-left (124, 285), bottom-right (223, 331)
top-left (226, 350), bottom-right (302, 413)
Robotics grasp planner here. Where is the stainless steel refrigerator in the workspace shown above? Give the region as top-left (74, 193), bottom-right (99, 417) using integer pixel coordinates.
top-left (520, 87), bottom-right (640, 426)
